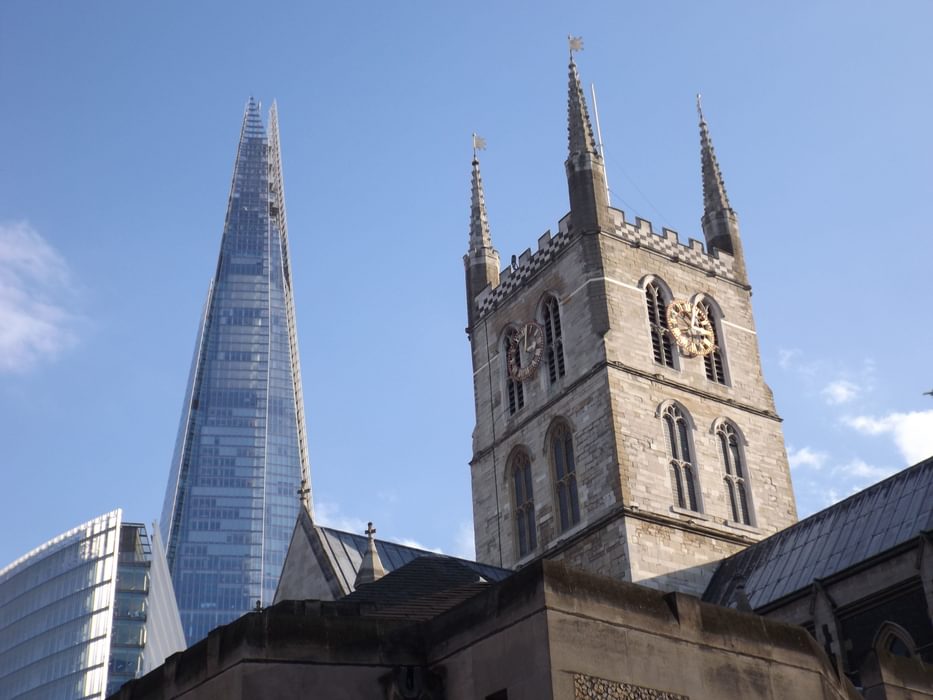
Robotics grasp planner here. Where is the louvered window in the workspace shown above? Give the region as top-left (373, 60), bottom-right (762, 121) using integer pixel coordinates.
top-left (511, 451), bottom-right (537, 557)
top-left (542, 295), bottom-right (566, 384)
top-left (646, 283), bottom-right (675, 368)
top-left (505, 331), bottom-right (524, 415)
top-left (663, 405), bottom-right (700, 511)
top-left (718, 423), bottom-right (751, 524)
top-left (551, 421), bottom-right (580, 531)
top-left (699, 300), bottom-right (727, 384)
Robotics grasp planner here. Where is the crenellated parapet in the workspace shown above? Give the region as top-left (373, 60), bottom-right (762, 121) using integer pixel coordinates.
top-left (606, 208), bottom-right (737, 279)
top-left (472, 207), bottom-right (738, 320)
top-left (474, 227), bottom-right (573, 317)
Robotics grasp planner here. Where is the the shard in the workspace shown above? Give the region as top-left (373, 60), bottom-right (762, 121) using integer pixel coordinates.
top-left (160, 99), bottom-right (311, 644)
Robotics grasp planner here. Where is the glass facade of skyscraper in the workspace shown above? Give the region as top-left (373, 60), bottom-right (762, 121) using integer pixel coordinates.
top-left (0, 510), bottom-right (185, 700)
top-left (160, 99), bottom-right (311, 644)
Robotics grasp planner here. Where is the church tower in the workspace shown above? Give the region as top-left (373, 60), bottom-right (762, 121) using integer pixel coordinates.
top-left (465, 49), bottom-right (796, 595)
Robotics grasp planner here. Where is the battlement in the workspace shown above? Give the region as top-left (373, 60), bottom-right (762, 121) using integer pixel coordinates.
top-left (472, 208), bottom-right (737, 320)
top-left (607, 208), bottom-right (736, 278)
top-left (475, 226), bottom-right (573, 317)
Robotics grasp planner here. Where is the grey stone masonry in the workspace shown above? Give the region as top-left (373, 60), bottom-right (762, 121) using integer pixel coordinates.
top-left (467, 200), bottom-right (796, 595)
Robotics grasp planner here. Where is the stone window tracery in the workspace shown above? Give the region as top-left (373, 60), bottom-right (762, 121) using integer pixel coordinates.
top-left (550, 420), bottom-right (580, 532)
top-left (698, 299), bottom-right (727, 384)
top-left (646, 282), bottom-right (675, 368)
top-left (511, 450), bottom-right (537, 557)
top-left (504, 330), bottom-right (524, 415)
top-left (542, 295), bottom-right (566, 384)
top-left (663, 404), bottom-right (700, 512)
top-left (717, 422), bottom-right (751, 525)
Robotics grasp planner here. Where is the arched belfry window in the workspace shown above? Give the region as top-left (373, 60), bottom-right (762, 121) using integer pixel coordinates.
top-left (646, 281), bottom-right (675, 368)
top-left (510, 450), bottom-right (537, 557)
top-left (504, 330), bottom-right (524, 415)
top-left (549, 421), bottom-right (580, 532)
top-left (697, 298), bottom-right (727, 385)
top-left (662, 404), bottom-right (700, 512)
top-left (717, 422), bottom-right (752, 525)
top-left (542, 295), bottom-right (566, 384)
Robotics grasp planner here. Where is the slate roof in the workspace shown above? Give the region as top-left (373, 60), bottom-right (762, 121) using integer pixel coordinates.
top-left (704, 456), bottom-right (933, 611)
top-left (342, 556), bottom-right (496, 620)
top-left (318, 526), bottom-right (510, 595)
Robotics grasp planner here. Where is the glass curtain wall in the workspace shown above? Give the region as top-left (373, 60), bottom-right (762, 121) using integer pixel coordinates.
top-left (160, 99), bottom-right (311, 644)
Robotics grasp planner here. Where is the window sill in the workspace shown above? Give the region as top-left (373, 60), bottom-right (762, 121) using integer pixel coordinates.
top-left (669, 505), bottom-right (710, 521)
top-left (725, 520), bottom-right (762, 535)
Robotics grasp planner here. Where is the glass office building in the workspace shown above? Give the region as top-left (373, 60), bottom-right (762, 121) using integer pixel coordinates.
top-left (160, 99), bottom-right (312, 644)
top-left (0, 510), bottom-right (185, 699)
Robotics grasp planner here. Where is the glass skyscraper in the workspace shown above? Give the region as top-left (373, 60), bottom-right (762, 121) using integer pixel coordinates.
top-left (160, 99), bottom-right (312, 644)
top-left (0, 510), bottom-right (185, 699)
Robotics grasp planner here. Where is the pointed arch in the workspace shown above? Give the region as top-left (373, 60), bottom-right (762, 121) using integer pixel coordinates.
top-left (508, 447), bottom-right (537, 558)
top-left (641, 276), bottom-right (677, 369)
top-left (873, 622), bottom-right (915, 658)
top-left (658, 401), bottom-right (701, 512)
top-left (501, 326), bottom-right (525, 415)
top-left (713, 419), bottom-right (753, 525)
top-left (547, 418), bottom-right (580, 532)
top-left (693, 293), bottom-right (729, 385)
top-left (539, 293), bottom-right (566, 384)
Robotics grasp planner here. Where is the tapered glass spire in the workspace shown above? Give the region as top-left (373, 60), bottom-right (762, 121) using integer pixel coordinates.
top-left (160, 99), bottom-right (311, 644)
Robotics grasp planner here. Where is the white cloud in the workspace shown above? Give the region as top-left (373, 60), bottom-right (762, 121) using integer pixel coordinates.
top-left (787, 446), bottom-right (828, 471)
top-left (835, 458), bottom-right (895, 482)
top-left (397, 538), bottom-right (443, 554)
top-left (844, 410), bottom-right (933, 465)
top-left (778, 348), bottom-right (802, 370)
top-left (453, 521), bottom-right (476, 560)
top-left (312, 500), bottom-right (367, 535)
top-left (0, 222), bottom-right (79, 372)
top-left (821, 380), bottom-right (858, 405)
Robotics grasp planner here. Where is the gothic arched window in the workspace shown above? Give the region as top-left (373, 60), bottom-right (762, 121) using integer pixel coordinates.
top-left (510, 450), bottom-right (536, 557)
top-left (718, 422), bottom-right (751, 525)
top-left (542, 295), bottom-right (566, 384)
top-left (504, 330), bottom-right (524, 415)
top-left (662, 404), bottom-right (700, 511)
top-left (874, 623), bottom-right (916, 659)
top-left (646, 282), bottom-right (675, 368)
top-left (550, 421), bottom-right (580, 532)
top-left (698, 299), bottom-right (727, 385)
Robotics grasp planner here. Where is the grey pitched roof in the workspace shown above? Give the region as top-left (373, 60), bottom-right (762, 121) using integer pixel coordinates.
top-left (342, 556), bottom-right (495, 620)
top-left (704, 456), bottom-right (933, 610)
top-left (318, 526), bottom-right (510, 595)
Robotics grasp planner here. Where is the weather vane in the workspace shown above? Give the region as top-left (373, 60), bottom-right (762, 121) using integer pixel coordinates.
top-left (568, 35), bottom-right (584, 55)
top-left (472, 132), bottom-right (487, 159)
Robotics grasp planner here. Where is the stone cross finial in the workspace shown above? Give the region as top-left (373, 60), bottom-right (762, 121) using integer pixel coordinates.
top-left (365, 522), bottom-right (376, 539)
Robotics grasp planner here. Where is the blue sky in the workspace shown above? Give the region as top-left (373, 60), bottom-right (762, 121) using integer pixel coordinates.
top-left (1, 1), bottom-right (931, 567)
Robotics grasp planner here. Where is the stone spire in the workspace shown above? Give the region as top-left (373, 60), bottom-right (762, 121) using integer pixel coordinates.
top-left (464, 136), bottom-right (500, 332)
top-left (354, 522), bottom-right (386, 588)
top-left (565, 42), bottom-right (610, 234)
top-left (469, 145), bottom-right (493, 252)
top-left (697, 95), bottom-right (748, 285)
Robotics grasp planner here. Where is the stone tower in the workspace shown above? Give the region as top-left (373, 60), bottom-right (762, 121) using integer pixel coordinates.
top-left (464, 53), bottom-right (797, 595)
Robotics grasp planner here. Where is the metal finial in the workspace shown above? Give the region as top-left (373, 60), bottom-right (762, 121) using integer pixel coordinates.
top-left (472, 133), bottom-right (487, 160)
top-left (568, 35), bottom-right (584, 55)
top-left (365, 522), bottom-right (376, 540)
top-left (696, 93), bottom-right (704, 120)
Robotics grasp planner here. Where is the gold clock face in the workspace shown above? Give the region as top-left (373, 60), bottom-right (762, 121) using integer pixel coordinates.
top-left (508, 322), bottom-right (545, 381)
top-left (666, 300), bottom-right (715, 357)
